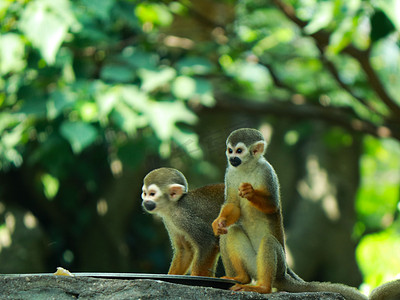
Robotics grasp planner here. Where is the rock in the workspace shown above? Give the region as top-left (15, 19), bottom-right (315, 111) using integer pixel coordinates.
top-left (0, 275), bottom-right (345, 299)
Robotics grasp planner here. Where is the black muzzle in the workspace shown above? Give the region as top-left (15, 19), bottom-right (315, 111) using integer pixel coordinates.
top-left (143, 200), bottom-right (156, 212)
top-left (229, 157), bottom-right (241, 167)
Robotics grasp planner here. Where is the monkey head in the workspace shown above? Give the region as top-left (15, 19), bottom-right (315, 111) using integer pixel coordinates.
top-left (226, 128), bottom-right (267, 167)
top-left (141, 168), bottom-right (188, 214)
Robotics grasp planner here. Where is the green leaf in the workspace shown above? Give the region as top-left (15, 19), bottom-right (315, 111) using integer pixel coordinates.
top-left (370, 10), bottom-right (395, 42)
top-left (357, 227), bottom-right (400, 289)
top-left (19, 98), bottom-right (48, 118)
top-left (0, 33), bottom-right (26, 75)
top-left (135, 3), bottom-right (173, 27)
top-left (18, 0), bottom-right (79, 64)
top-left (138, 67), bottom-right (176, 92)
top-left (60, 121), bottom-right (98, 154)
top-left (120, 85), bottom-right (149, 112)
top-left (304, 2), bottom-right (334, 34)
top-left (100, 64), bottom-right (136, 83)
top-left (237, 62), bottom-right (272, 90)
top-left (172, 76), bottom-right (196, 99)
top-left (176, 57), bottom-right (214, 75)
top-left (374, 0), bottom-right (400, 32)
top-left (81, 0), bottom-right (113, 21)
top-left (148, 101), bottom-right (197, 142)
top-left (112, 102), bottom-right (148, 135)
top-left (172, 76), bottom-right (215, 106)
top-left (193, 78), bottom-right (215, 106)
top-left (79, 102), bottom-right (99, 122)
top-left (94, 83), bottom-right (120, 119)
top-left (356, 137), bottom-right (400, 228)
top-left (121, 48), bottom-right (159, 69)
top-left (46, 90), bottom-right (75, 120)
top-left (0, 121), bottom-right (25, 168)
top-left (41, 173), bottom-right (59, 200)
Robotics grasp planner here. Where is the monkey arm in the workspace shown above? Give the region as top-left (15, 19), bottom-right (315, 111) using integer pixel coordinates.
top-left (212, 203), bottom-right (241, 236)
top-left (239, 183), bottom-right (279, 214)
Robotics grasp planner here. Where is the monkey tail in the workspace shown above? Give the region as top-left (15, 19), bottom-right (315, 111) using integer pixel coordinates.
top-left (286, 267), bottom-right (304, 282)
top-left (369, 279), bottom-right (400, 300)
top-left (275, 271), bottom-right (367, 300)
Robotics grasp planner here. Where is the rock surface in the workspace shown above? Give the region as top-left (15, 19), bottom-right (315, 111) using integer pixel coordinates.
top-left (0, 275), bottom-right (345, 300)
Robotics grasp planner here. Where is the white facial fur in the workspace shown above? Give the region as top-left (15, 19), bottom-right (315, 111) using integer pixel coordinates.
top-left (226, 142), bottom-right (250, 166)
top-left (227, 142), bottom-right (249, 157)
top-left (226, 141), bottom-right (267, 168)
top-left (141, 183), bottom-right (185, 214)
top-left (142, 184), bottom-right (162, 201)
top-left (142, 184), bottom-right (163, 213)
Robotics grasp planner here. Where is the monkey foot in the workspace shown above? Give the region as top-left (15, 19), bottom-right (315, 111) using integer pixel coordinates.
top-left (230, 283), bottom-right (272, 294)
top-left (221, 276), bottom-right (251, 284)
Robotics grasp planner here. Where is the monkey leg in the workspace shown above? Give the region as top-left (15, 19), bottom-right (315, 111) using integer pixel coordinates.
top-left (233, 235), bottom-right (286, 294)
top-left (191, 243), bottom-right (220, 277)
top-left (220, 225), bottom-right (256, 284)
top-left (168, 237), bottom-right (194, 275)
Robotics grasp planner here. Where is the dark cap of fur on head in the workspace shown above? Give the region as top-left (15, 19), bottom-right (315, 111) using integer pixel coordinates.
top-left (144, 168), bottom-right (188, 190)
top-left (227, 128), bottom-right (265, 147)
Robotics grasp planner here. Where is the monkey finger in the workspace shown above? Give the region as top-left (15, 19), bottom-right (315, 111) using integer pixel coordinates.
top-left (239, 182), bottom-right (253, 190)
top-left (239, 190), bottom-right (254, 199)
top-left (231, 284), bottom-right (246, 291)
top-left (217, 227), bottom-right (228, 235)
top-left (218, 219), bottom-right (227, 228)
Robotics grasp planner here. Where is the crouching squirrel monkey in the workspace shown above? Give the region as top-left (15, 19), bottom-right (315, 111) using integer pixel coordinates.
top-left (142, 168), bottom-right (224, 277)
top-left (212, 128), bottom-right (367, 300)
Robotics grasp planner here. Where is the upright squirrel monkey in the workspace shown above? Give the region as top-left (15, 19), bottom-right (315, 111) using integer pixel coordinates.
top-left (142, 168), bottom-right (224, 277)
top-left (212, 128), bottom-right (367, 300)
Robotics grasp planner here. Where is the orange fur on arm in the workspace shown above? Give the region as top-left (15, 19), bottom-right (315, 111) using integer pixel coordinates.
top-left (247, 189), bottom-right (279, 214)
top-left (212, 203), bottom-right (241, 236)
top-left (220, 203), bottom-right (241, 226)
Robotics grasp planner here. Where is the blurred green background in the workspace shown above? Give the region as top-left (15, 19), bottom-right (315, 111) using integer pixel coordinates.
top-left (1, 0), bottom-right (399, 295)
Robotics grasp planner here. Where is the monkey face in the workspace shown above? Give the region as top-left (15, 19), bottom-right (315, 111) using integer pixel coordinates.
top-left (226, 142), bottom-right (250, 167)
top-left (141, 184), bottom-right (164, 213)
top-left (141, 183), bottom-right (185, 214)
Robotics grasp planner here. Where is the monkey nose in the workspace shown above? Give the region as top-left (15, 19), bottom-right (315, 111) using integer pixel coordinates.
top-left (229, 157), bottom-right (241, 167)
top-left (143, 200), bottom-right (156, 211)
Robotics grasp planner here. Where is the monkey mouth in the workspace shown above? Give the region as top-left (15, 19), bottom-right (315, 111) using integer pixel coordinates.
top-left (229, 157), bottom-right (241, 167)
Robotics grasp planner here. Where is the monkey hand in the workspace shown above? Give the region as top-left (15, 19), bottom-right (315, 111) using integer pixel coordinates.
top-left (212, 217), bottom-right (228, 236)
top-left (238, 183), bottom-right (255, 200)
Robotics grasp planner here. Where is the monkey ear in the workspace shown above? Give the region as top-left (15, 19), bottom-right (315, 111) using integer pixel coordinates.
top-left (250, 141), bottom-right (266, 157)
top-left (168, 184), bottom-right (186, 201)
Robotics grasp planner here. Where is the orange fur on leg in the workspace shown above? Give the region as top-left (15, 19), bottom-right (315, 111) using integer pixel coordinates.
top-left (191, 244), bottom-right (220, 277)
top-left (168, 237), bottom-right (193, 275)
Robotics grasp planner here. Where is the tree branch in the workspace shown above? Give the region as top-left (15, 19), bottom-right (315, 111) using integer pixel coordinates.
top-left (206, 94), bottom-right (400, 141)
top-left (270, 0), bottom-right (400, 118)
top-left (317, 46), bottom-right (383, 117)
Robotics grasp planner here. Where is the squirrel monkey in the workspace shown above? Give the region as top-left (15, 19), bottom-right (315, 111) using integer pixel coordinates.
top-left (212, 128), bottom-right (367, 300)
top-left (142, 167), bottom-right (224, 277)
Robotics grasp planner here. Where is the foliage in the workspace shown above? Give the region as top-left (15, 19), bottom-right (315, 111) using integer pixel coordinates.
top-left (355, 137), bottom-right (400, 289)
top-left (0, 0), bottom-right (399, 290)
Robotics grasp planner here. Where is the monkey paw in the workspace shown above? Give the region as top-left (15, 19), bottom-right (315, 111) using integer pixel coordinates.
top-left (238, 183), bottom-right (254, 200)
top-left (212, 217), bottom-right (228, 236)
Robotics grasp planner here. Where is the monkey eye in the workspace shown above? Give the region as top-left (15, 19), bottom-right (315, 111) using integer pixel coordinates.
top-left (149, 192), bottom-right (155, 196)
top-left (143, 192), bottom-right (147, 196)
top-left (228, 148), bottom-right (233, 154)
top-left (236, 148), bottom-right (242, 154)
